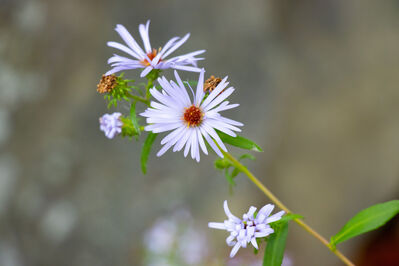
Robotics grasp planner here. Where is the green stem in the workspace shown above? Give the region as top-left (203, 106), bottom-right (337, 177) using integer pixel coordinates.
top-left (221, 149), bottom-right (355, 266)
top-left (145, 70), bottom-right (160, 100)
top-left (126, 94), bottom-right (150, 105)
top-left (145, 78), bottom-right (153, 100)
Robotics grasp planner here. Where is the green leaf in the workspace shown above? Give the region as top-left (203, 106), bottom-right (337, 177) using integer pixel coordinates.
top-left (216, 130), bottom-right (263, 152)
top-left (330, 200), bottom-right (399, 249)
top-left (130, 101), bottom-right (141, 136)
top-left (271, 213), bottom-right (303, 225)
top-left (224, 168), bottom-right (235, 186)
top-left (230, 167), bottom-right (240, 178)
top-left (239, 153), bottom-right (256, 161)
top-left (263, 220), bottom-right (289, 266)
top-left (141, 133), bottom-right (158, 174)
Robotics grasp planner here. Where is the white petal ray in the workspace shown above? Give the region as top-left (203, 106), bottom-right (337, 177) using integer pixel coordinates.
top-left (217, 116), bottom-right (244, 127)
top-left (139, 20), bottom-right (152, 53)
top-left (107, 54), bottom-right (140, 65)
top-left (230, 243), bottom-right (241, 258)
top-left (205, 119), bottom-right (238, 137)
top-left (214, 103), bottom-right (240, 113)
top-left (246, 206), bottom-right (257, 218)
top-left (152, 36), bottom-right (179, 65)
top-left (195, 69), bottom-right (205, 106)
top-left (196, 128), bottom-right (208, 155)
top-left (106, 66), bottom-right (142, 76)
top-left (201, 121), bottom-right (228, 152)
top-left (140, 66), bottom-right (153, 77)
top-left (157, 77), bottom-right (187, 107)
top-left (251, 237), bottom-right (258, 249)
top-left (208, 222), bottom-right (226, 230)
top-left (201, 77), bottom-right (229, 108)
top-left (171, 64), bottom-right (202, 73)
top-left (203, 87), bottom-right (235, 111)
top-left (150, 88), bottom-right (180, 108)
top-left (174, 128), bottom-right (191, 152)
top-left (255, 228), bottom-right (274, 238)
top-left (172, 71), bottom-right (192, 104)
top-left (147, 116), bottom-right (182, 124)
top-left (156, 141), bottom-right (174, 157)
top-left (199, 127), bottom-right (223, 157)
top-left (160, 126), bottom-right (185, 145)
top-left (208, 118), bottom-right (241, 133)
top-left (183, 131), bottom-right (193, 157)
top-left (114, 24), bottom-right (145, 58)
top-left (162, 33), bottom-right (190, 58)
top-left (226, 235), bottom-right (236, 246)
top-left (266, 211), bottom-right (285, 224)
top-left (145, 122), bottom-right (182, 133)
top-left (171, 49), bottom-right (205, 59)
top-left (156, 126), bottom-right (186, 157)
top-left (107, 42), bottom-right (141, 59)
top-left (258, 204), bottom-right (274, 218)
top-left (223, 201), bottom-right (241, 223)
top-left (191, 129), bottom-right (198, 161)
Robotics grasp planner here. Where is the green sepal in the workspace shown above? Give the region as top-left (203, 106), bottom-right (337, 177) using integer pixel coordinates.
top-left (120, 116), bottom-right (139, 139)
top-left (214, 158), bottom-right (231, 169)
top-left (145, 69), bottom-right (161, 82)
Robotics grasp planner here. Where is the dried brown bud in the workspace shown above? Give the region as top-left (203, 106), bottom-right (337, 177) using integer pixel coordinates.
top-left (204, 75), bottom-right (222, 93)
top-left (97, 74), bottom-right (117, 94)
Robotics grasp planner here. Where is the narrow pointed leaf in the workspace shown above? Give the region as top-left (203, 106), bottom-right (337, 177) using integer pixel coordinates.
top-left (224, 168), bottom-right (235, 186)
top-left (230, 167), bottom-right (240, 178)
top-left (330, 200), bottom-right (399, 249)
top-left (130, 101), bottom-right (141, 135)
top-left (263, 220), bottom-right (289, 266)
top-left (141, 132), bottom-right (158, 174)
top-left (239, 153), bottom-right (256, 161)
top-left (216, 130), bottom-right (263, 152)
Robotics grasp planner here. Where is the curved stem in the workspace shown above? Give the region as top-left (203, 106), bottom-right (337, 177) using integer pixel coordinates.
top-left (126, 94), bottom-right (150, 105)
top-left (221, 150), bottom-right (355, 266)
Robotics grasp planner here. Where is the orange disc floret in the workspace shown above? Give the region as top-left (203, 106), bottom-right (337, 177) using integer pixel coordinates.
top-left (183, 105), bottom-right (203, 127)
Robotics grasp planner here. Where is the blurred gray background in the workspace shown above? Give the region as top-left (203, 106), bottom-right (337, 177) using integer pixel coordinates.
top-left (1, 0), bottom-right (399, 265)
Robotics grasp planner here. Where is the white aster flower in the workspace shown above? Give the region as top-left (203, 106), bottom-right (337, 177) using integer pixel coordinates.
top-left (140, 70), bottom-right (243, 162)
top-left (208, 200), bottom-right (285, 258)
top-left (99, 112), bottom-right (123, 139)
top-left (106, 20), bottom-right (205, 77)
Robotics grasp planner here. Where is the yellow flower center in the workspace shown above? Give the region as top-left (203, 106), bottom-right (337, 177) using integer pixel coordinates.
top-left (183, 105), bottom-right (203, 127)
top-left (140, 48), bottom-right (161, 66)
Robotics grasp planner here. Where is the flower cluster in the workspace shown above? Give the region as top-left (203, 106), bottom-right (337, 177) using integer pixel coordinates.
top-left (209, 201), bottom-right (285, 257)
top-left (98, 20), bottom-right (243, 162)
